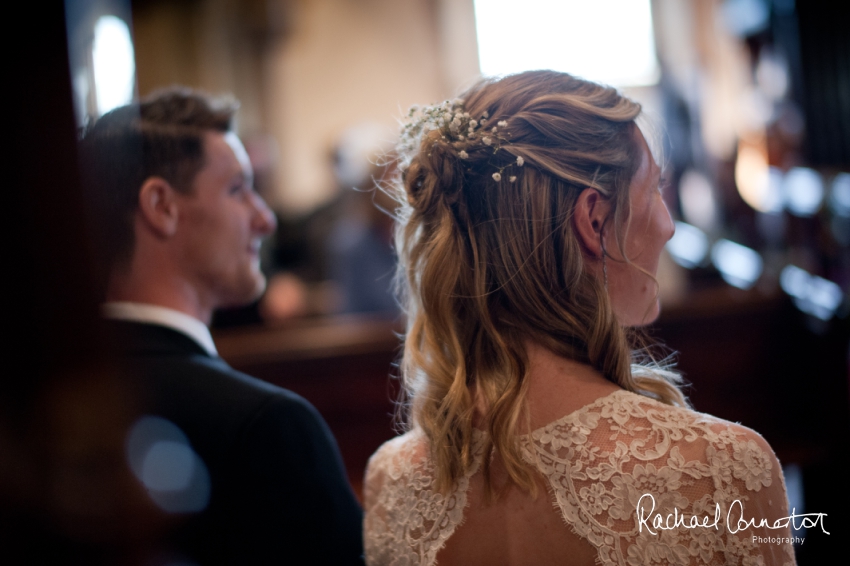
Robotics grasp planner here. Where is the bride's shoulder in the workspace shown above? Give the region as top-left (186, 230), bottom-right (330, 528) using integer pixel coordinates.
top-left (367, 428), bottom-right (428, 469)
top-left (604, 391), bottom-right (782, 471)
top-left (626, 391), bottom-right (772, 440)
top-left (534, 389), bottom-right (778, 458)
top-left (609, 390), bottom-right (772, 438)
top-left (363, 429), bottom-right (429, 504)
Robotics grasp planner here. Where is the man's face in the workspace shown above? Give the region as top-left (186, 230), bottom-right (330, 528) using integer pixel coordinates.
top-left (173, 131), bottom-right (276, 311)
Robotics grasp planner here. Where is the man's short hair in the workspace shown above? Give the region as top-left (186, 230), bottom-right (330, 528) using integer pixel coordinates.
top-left (80, 87), bottom-right (238, 272)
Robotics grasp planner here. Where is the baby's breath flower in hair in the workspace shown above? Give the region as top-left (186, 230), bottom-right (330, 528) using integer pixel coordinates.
top-left (398, 99), bottom-right (521, 178)
top-left (509, 176), bottom-right (517, 182)
top-left (516, 156), bottom-right (524, 166)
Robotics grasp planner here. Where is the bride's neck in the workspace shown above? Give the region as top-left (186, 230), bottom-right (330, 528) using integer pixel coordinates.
top-left (470, 341), bottom-right (622, 431)
top-left (523, 341), bottom-right (622, 430)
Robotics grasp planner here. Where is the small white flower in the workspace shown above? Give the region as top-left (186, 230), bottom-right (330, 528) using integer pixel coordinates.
top-left (498, 120), bottom-right (508, 127)
top-left (482, 111), bottom-right (489, 118)
top-left (492, 172), bottom-right (501, 181)
top-left (516, 156), bottom-right (524, 166)
top-left (443, 112), bottom-right (452, 122)
top-left (483, 137), bottom-right (492, 146)
top-left (509, 176), bottom-right (517, 182)
top-left (469, 119), bottom-right (478, 129)
top-left (491, 126), bottom-right (497, 133)
top-left (459, 150), bottom-right (469, 159)
top-left (458, 135), bottom-right (466, 141)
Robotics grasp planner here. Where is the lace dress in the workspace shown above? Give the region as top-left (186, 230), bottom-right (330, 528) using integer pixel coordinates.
top-left (364, 390), bottom-right (797, 565)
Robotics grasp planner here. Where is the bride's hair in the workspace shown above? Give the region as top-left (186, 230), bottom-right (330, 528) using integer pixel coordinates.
top-left (391, 70), bottom-right (687, 494)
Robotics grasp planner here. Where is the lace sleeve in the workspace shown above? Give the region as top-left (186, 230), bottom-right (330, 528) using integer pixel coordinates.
top-left (363, 436), bottom-right (395, 566)
top-left (716, 423), bottom-right (797, 566)
top-left (522, 392), bottom-right (797, 566)
top-left (363, 430), bottom-right (485, 566)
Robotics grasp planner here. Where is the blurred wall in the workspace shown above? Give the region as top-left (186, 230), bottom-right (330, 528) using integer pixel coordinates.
top-left (132, 0), bottom-right (480, 214)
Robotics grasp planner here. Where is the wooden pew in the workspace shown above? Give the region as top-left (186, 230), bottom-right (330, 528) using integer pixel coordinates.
top-left (214, 289), bottom-right (849, 509)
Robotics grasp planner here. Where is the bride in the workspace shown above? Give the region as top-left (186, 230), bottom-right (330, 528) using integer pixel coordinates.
top-left (364, 71), bottom-right (796, 566)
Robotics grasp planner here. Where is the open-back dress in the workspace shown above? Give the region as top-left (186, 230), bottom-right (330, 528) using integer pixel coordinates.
top-left (364, 390), bottom-right (796, 565)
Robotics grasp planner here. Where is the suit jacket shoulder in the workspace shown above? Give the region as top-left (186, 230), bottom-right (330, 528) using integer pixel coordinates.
top-left (107, 319), bottom-right (364, 565)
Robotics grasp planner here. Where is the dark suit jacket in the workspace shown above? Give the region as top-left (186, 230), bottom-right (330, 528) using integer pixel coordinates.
top-left (107, 319), bottom-right (364, 565)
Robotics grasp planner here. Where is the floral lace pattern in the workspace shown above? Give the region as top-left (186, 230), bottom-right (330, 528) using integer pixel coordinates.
top-left (363, 429), bottom-right (488, 566)
top-left (364, 390), bottom-right (797, 565)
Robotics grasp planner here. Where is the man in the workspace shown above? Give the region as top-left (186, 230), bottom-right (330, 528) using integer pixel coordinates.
top-left (80, 89), bottom-right (364, 565)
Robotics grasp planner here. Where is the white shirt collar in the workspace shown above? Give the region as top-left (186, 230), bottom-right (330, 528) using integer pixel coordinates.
top-left (102, 302), bottom-right (218, 357)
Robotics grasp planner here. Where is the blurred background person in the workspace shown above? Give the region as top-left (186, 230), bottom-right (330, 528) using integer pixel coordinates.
top-left (232, 124), bottom-right (399, 322)
top-left (323, 123), bottom-right (398, 316)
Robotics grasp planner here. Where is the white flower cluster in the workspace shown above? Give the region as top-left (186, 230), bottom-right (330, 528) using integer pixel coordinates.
top-left (399, 99), bottom-right (491, 157)
top-left (398, 99), bottom-right (526, 183)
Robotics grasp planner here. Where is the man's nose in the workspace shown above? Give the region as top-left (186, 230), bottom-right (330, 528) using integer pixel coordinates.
top-left (252, 193), bottom-right (277, 235)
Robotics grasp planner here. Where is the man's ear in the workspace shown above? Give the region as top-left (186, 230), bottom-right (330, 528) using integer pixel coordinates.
top-left (138, 177), bottom-right (180, 237)
top-left (573, 188), bottom-right (611, 258)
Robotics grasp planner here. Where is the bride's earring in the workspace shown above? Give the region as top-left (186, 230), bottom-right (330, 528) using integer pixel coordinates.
top-left (600, 234), bottom-right (608, 291)
top-left (602, 253), bottom-right (608, 291)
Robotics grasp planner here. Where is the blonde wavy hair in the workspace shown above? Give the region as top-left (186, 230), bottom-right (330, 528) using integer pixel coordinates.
top-left (391, 70), bottom-right (687, 495)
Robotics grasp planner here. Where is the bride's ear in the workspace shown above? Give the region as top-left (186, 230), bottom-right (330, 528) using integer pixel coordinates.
top-left (573, 188), bottom-right (611, 258)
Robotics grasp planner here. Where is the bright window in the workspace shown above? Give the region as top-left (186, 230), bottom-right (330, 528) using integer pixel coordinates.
top-left (473, 0), bottom-right (660, 87)
top-left (92, 15), bottom-right (136, 115)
